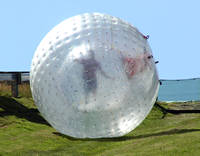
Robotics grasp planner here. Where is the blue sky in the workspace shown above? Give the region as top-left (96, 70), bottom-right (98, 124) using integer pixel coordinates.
top-left (0, 0), bottom-right (200, 79)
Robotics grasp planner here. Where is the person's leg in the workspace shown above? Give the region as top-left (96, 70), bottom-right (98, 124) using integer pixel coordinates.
top-left (84, 82), bottom-right (89, 104)
top-left (91, 79), bottom-right (97, 102)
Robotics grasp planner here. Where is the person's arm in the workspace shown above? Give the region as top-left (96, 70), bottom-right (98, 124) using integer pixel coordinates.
top-left (74, 58), bottom-right (84, 64)
top-left (98, 64), bottom-right (113, 79)
top-left (119, 51), bottom-right (125, 63)
top-left (74, 58), bottom-right (80, 63)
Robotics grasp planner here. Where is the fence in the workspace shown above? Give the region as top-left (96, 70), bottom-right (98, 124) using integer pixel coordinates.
top-left (0, 71), bottom-right (29, 97)
top-left (0, 71), bottom-right (199, 102)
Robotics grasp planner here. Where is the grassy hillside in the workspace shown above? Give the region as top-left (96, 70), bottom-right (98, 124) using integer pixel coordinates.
top-left (0, 85), bottom-right (200, 155)
top-left (0, 82), bottom-right (32, 98)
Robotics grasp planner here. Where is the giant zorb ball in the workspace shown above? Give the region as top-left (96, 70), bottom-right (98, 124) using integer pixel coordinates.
top-left (30, 13), bottom-right (160, 138)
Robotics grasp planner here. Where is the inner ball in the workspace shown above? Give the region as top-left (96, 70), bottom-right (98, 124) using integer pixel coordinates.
top-left (30, 13), bottom-right (160, 138)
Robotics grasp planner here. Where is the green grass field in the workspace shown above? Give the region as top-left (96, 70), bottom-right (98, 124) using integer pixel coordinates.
top-left (0, 84), bottom-right (200, 156)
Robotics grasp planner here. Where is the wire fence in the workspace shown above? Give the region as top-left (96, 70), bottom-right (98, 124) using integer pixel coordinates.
top-left (0, 72), bottom-right (30, 97)
top-left (0, 71), bottom-right (199, 102)
top-left (0, 72), bottom-right (29, 82)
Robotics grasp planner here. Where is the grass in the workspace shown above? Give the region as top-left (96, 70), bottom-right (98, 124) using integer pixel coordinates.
top-left (0, 83), bottom-right (200, 155)
top-left (0, 82), bottom-right (32, 98)
top-left (157, 101), bottom-right (200, 110)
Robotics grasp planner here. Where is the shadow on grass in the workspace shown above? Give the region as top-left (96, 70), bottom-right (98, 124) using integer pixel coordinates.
top-left (0, 96), bottom-right (49, 126)
top-left (53, 128), bottom-right (200, 142)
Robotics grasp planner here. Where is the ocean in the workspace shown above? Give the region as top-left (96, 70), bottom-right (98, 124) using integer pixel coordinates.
top-left (158, 78), bottom-right (200, 102)
top-left (0, 73), bottom-right (29, 82)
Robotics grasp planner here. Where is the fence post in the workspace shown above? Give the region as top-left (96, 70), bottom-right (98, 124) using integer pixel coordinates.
top-left (11, 80), bottom-right (18, 97)
top-left (11, 73), bottom-right (21, 97)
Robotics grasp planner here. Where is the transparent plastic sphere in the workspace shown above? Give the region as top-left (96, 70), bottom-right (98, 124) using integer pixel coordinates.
top-left (30, 13), bottom-right (160, 138)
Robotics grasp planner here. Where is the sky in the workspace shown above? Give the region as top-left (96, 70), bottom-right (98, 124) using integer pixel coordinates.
top-left (0, 0), bottom-right (200, 79)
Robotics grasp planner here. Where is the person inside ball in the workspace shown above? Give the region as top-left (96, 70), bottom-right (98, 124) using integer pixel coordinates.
top-left (120, 48), bottom-right (153, 79)
top-left (75, 50), bottom-right (112, 104)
